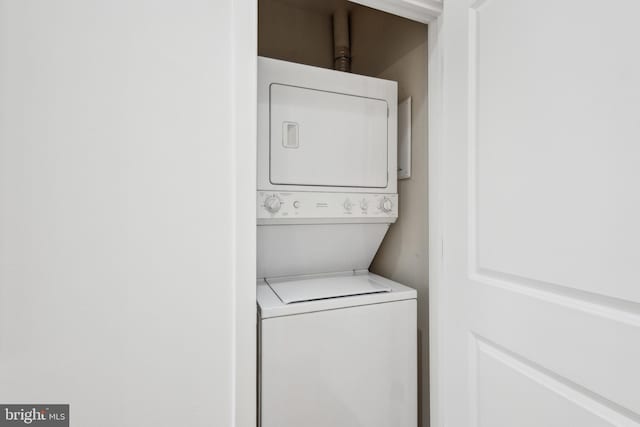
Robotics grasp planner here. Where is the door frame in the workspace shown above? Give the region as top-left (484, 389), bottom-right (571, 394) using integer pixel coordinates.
top-left (426, 16), bottom-right (445, 427)
top-left (231, 1), bottom-right (257, 427)
top-left (232, 1), bottom-right (444, 426)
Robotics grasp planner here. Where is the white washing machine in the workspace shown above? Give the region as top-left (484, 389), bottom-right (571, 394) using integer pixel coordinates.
top-left (257, 57), bottom-right (417, 427)
top-left (258, 272), bottom-right (416, 427)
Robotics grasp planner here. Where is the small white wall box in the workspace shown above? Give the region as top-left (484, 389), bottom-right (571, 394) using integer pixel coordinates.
top-left (398, 97), bottom-right (411, 180)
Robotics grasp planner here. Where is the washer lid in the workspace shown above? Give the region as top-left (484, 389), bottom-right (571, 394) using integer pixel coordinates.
top-left (257, 272), bottom-right (417, 319)
top-left (266, 273), bottom-right (391, 304)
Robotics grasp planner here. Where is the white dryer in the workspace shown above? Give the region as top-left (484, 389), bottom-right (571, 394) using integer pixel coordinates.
top-left (257, 57), bottom-right (416, 427)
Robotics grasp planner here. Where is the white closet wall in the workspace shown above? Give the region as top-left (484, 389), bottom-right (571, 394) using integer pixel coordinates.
top-left (0, 1), bottom-right (252, 426)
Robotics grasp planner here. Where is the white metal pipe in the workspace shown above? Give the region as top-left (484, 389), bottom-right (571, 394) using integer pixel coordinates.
top-left (333, 8), bottom-right (351, 72)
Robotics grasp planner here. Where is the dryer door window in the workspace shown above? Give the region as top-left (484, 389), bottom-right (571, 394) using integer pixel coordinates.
top-left (269, 84), bottom-right (388, 188)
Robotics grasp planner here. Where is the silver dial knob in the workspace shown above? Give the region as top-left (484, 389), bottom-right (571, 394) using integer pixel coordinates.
top-left (343, 199), bottom-right (353, 211)
top-left (380, 197), bottom-right (393, 213)
top-left (264, 196), bottom-right (281, 213)
top-left (360, 199), bottom-right (369, 211)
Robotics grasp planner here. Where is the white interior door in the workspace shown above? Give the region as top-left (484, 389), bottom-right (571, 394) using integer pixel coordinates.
top-left (431, 0), bottom-right (640, 426)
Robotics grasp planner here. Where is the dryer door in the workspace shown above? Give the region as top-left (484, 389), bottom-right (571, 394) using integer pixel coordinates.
top-left (269, 84), bottom-right (388, 188)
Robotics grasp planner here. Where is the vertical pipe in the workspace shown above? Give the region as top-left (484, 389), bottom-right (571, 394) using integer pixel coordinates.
top-left (333, 8), bottom-right (351, 72)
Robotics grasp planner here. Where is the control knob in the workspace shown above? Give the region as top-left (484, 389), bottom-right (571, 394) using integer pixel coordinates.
top-left (360, 199), bottom-right (369, 211)
top-left (343, 199), bottom-right (353, 211)
top-left (264, 195), bottom-right (282, 213)
top-left (380, 197), bottom-right (393, 213)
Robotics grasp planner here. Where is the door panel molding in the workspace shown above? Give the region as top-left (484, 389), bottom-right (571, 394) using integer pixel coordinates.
top-left (471, 268), bottom-right (640, 328)
top-left (473, 335), bottom-right (640, 427)
top-left (467, 0), bottom-right (640, 303)
top-left (467, 0), bottom-right (640, 315)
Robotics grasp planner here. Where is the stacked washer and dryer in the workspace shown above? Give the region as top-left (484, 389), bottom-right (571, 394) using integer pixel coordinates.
top-left (257, 57), bottom-right (417, 427)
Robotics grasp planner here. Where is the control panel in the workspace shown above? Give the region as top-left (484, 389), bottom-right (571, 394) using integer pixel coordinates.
top-left (257, 191), bottom-right (398, 221)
